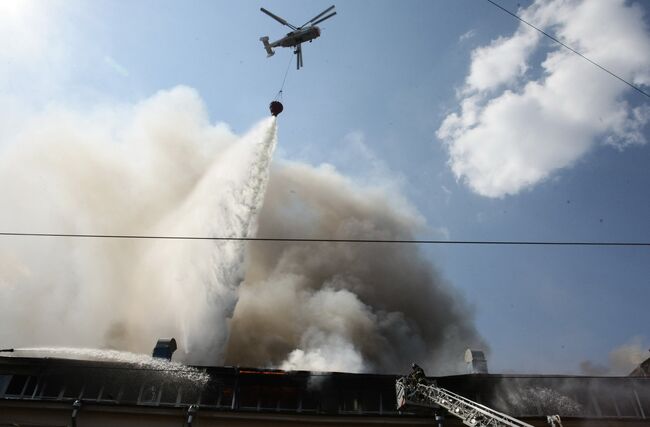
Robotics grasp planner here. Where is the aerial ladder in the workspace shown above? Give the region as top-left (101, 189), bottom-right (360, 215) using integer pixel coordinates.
top-left (396, 365), bottom-right (543, 427)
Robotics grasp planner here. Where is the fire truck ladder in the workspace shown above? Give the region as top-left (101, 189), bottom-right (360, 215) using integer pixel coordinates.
top-left (396, 376), bottom-right (535, 427)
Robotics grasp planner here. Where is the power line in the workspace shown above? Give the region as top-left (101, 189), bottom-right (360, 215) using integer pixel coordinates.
top-left (0, 231), bottom-right (649, 247)
top-left (484, 0), bottom-right (650, 99)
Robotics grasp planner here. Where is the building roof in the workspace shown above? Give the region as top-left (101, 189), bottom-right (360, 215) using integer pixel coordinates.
top-left (1, 354), bottom-right (650, 422)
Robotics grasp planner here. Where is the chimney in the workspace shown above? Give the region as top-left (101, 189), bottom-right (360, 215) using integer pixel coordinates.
top-left (464, 349), bottom-right (488, 374)
top-left (152, 338), bottom-right (177, 361)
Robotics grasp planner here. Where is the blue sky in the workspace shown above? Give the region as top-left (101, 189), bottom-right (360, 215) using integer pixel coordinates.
top-left (1, 0), bottom-right (649, 374)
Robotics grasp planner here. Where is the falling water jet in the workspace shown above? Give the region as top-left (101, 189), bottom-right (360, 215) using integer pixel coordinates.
top-left (138, 116), bottom-right (279, 365)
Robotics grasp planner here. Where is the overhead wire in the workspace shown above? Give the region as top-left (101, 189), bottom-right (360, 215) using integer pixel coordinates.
top-left (3, 4), bottom-right (649, 250)
top-left (484, 0), bottom-right (650, 99)
top-left (0, 232), bottom-right (649, 247)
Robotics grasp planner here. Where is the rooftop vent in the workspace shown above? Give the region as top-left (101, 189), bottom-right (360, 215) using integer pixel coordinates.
top-left (464, 349), bottom-right (488, 374)
top-left (152, 338), bottom-right (177, 361)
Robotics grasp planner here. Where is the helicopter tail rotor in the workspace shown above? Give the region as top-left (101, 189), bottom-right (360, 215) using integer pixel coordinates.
top-left (260, 36), bottom-right (275, 57)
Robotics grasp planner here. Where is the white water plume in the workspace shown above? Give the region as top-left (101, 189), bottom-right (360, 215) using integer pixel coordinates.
top-left (8, 347), bottom-right (209, 384)
top-left (128, 114), bottom-right (277, 364)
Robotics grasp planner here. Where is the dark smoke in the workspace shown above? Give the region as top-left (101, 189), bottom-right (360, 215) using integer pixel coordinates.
top-left (225, 161), bottom-right (486, 374)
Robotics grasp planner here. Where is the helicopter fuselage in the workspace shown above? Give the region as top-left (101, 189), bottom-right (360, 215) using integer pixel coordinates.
top-left (260, 5), bottom-right (335, 69)
top-left (272, 26), bottom-right (321, 48)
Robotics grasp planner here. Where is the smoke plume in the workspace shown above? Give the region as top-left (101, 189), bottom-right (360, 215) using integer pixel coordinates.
top-left (225, 162), bottom-right (485, 373)
top-left (0, 86), bottom-right (277, 365)
top-left (0, 86), bottom-right (484, 373)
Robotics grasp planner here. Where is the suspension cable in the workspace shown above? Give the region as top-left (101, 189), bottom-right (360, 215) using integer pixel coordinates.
top-left (275, 54), bottom-right (294, 100)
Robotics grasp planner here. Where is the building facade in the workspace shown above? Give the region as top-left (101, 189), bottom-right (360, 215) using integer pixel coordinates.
top-left (1, 354), bottom-right (650, 427)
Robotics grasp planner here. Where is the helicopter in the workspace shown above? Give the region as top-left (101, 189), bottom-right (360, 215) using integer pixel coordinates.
top-left (259, 5), bottom-right (336, 70)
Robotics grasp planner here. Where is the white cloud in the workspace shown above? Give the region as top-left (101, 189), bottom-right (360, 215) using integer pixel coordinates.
top-left (438, 0), bottom-right (650, 198)
top-left (466, 29), bottom-right (539, 91)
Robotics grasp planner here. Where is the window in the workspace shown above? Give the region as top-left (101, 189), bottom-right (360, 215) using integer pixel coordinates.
top-left (179, 385), bottom-right (201, 405)
top-left (340, 390), bottom-right (359, 413)
top-left (160, 382), bottom-right (181, 405)
top-left (62, 376), bottom-right (84, 400)
top-left (40, 375), bottom-right (65, 399)
top-left (596, 394), bottom-right (618, 417)
top-left (0, 375), bottom-right (10, 395)
top-left (4, 375), bottom-right (29, 396)
top-left (615, 389), bottom-right (638, 417)
top-left (97, 379), bottom-right (122, 402)
top-left (138, 382), bottom-right (161, 405)
top-left (360, 388), bottom-right (381, 413)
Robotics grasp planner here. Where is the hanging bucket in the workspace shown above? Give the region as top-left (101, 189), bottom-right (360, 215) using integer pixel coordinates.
top-left (269, 101), bottom-right (284, 116)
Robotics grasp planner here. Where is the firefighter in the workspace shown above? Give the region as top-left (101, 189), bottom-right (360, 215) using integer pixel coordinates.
top-left (409, 363), bottom-right (426, 384)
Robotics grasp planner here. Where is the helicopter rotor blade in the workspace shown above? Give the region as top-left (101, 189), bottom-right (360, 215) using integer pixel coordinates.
top-left (311, 11), bottom-right (337, 27)
top-left (300, 5), bottom-right (335, 28)
top-left (260, 8), bottom-right (298, 30)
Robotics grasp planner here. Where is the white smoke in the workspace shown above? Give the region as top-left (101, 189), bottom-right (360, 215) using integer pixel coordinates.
top-left (580, 337), bottom-right (649, 376)
top-left (0, 86), bottom-right (277, 365)
top-left (281, 331), bottom-right (365, 373)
